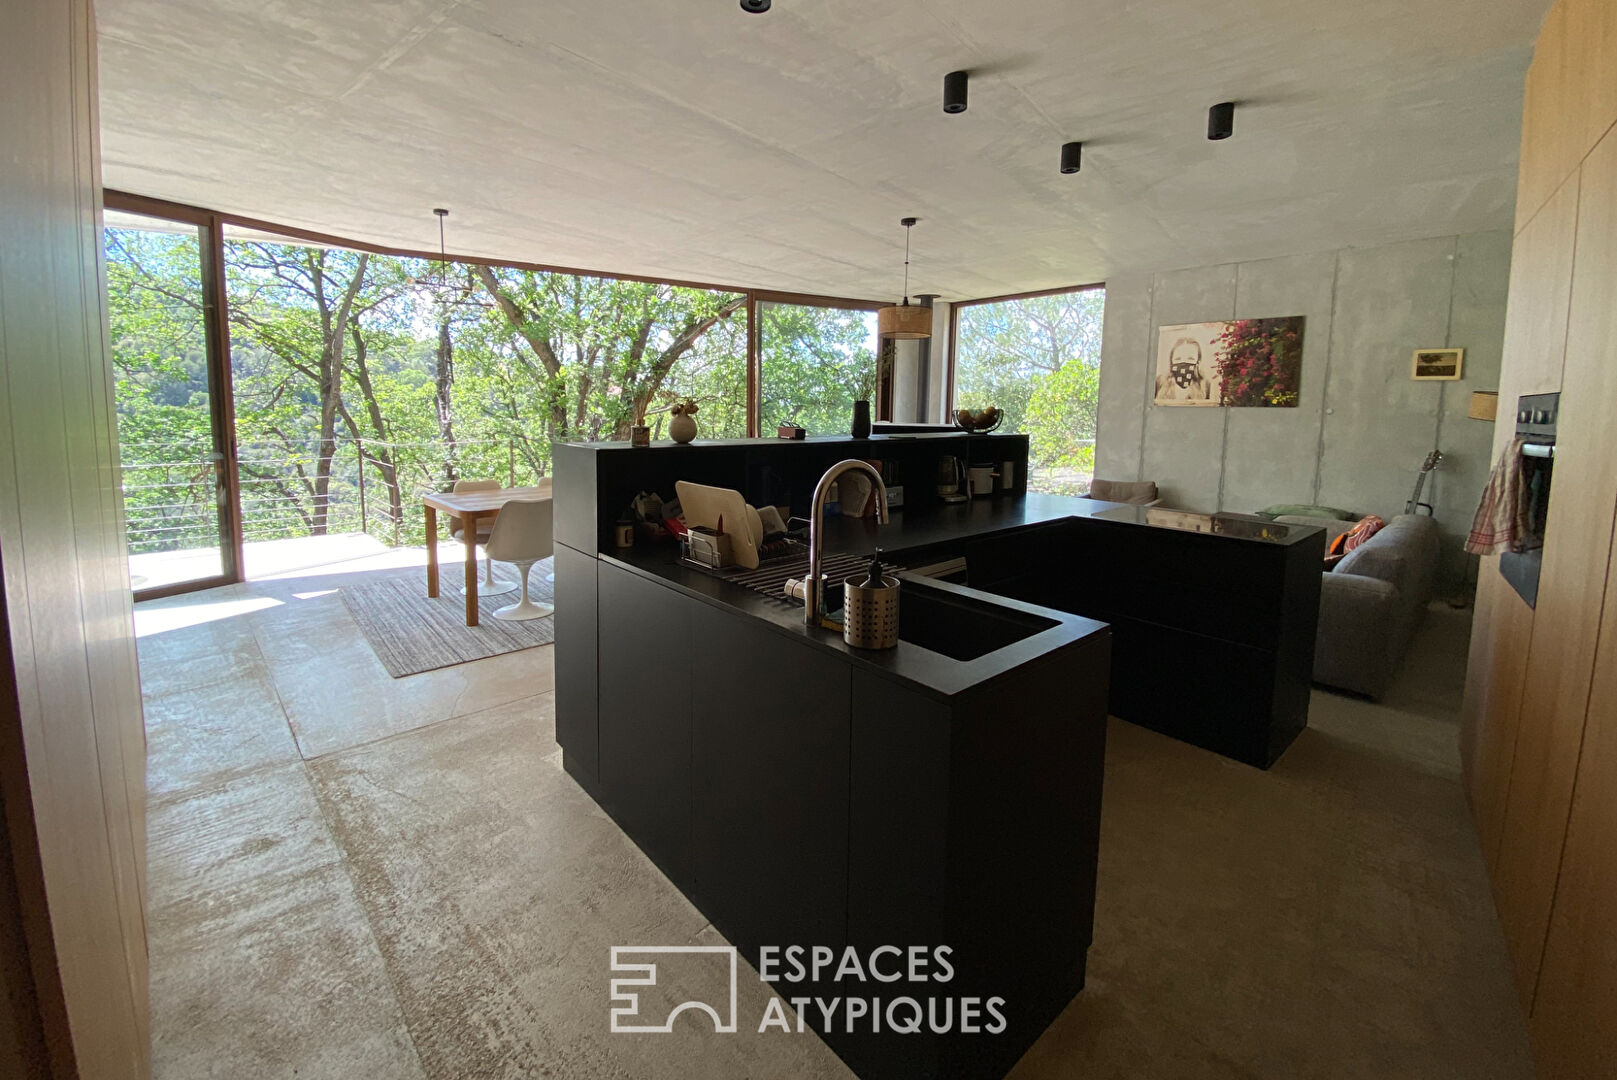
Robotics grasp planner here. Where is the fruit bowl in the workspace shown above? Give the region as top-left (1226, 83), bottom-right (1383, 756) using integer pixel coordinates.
top-left (953, 406), bottom-right (1003, 433)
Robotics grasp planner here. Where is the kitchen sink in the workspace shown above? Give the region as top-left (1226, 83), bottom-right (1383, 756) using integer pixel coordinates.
top-left (894, 579), bottom-right (1059, 662)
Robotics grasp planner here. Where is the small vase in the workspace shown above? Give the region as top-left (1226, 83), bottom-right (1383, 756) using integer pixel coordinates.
top-left (670, 412), bottom-right (698, 444)
top-left (851, 399), bottom-right (872, 439)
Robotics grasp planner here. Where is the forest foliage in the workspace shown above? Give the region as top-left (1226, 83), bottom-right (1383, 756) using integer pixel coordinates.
top-left (107, 223), bottom-right (1104, 555)
top-left (953, 289), bottom-right (1105, 494)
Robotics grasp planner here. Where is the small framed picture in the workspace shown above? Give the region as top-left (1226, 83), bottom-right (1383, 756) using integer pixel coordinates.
top-left (1412, 348), bottom-right (1464, 381)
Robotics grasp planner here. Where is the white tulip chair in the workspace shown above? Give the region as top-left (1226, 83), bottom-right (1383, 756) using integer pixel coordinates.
top-left (450, 479), bottom-right (518, 596)
top-left (484, 499), bottom-right (554, 621)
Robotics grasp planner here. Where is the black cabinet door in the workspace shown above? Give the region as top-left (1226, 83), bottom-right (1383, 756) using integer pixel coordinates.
top-left (597, 561), bottom-right (694, 888)
top-left (553, 542), bottom-right (599, 778)
top-left (689, 605), bottom-right (852, 963)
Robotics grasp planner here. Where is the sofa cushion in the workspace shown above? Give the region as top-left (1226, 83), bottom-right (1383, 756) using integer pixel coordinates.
top-left (1275, 515), bottom-right (1357, 547)
top-left (1088, 478), bottom-right (1159, 505)
top-left (1334, 514), bottom-right (1438, 598)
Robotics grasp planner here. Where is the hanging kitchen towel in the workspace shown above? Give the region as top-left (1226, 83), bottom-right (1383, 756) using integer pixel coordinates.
top-left (1466, 437), bottom-right (1533, 555)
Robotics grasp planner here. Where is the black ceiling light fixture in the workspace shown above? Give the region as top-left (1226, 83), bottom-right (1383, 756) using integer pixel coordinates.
top-left (1060, 141), bottom-right (1082, 174)
top-left (943, 70), bottom-right (969, 114)
top-left (739, 0), bottom-right (770, 12)
top-left (1208, 101), bottom-right (1235, 140)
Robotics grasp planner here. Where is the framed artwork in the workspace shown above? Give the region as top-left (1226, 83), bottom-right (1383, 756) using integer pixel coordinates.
top-left (1411, 348), bottom-right (1463, 381)
top-left (1154, 316), bottom-right (1305, 407)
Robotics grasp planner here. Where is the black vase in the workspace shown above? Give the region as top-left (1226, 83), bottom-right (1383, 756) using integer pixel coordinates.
top-left (851, 399), bottom-right (872, 438)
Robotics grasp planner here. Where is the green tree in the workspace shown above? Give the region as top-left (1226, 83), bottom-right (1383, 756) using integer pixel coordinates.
top-left (106, 224), bottom-right (875, 558)
top-left (954, 290), bottom-right (1105, 493)
top-left (757, 302), bottom-right (878, 435)
top-left (104, 224), bottom-right (218, 554)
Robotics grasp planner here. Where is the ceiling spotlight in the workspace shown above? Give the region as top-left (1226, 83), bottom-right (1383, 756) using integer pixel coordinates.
top-left (1208, 101), bottom-right (1235, 140)
top-left (1060, 141), bottom-right (1082, 174)
top-left (944, 70), bottom-right (968, 114)
top-left (739, 0), bottom-right (770, 11)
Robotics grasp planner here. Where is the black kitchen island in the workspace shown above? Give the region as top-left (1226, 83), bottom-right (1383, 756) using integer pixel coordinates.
top-left (550, 433), bottom-right (1322, 1080)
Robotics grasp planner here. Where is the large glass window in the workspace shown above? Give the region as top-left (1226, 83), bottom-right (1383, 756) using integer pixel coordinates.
top-left (104, 196), bottom-right (890, 593)
top-left (105, 209), bottom-right (232, 593)
top-left (217, 228), bottom-right (746, 571)
top-left (953, 287), bottom-right (1105, 495)
top-left (757, 301), bottom-right (879, 436)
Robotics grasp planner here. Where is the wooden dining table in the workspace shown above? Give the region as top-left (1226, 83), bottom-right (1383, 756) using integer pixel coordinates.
top-left (423, 484), bottom-right (552, 627)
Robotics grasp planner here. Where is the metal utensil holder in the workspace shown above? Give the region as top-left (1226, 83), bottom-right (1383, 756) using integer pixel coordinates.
top-left (842, 575), bottom-right (900, 650)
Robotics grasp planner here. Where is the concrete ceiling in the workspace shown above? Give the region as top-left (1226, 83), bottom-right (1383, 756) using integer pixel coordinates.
top-left (96, 0), bottom-right (1547, 301)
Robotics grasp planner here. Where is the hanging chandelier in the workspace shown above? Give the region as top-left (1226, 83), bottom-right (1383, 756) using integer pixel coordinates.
top-left (877, 217), bottom-right (931, 340)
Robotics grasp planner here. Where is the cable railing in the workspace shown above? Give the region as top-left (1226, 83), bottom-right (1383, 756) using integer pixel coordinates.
top-left (118, 435), bottom-right (542, 555)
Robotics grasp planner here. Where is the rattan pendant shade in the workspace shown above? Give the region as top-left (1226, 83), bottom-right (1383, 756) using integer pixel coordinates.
top-left (877, 302), bottom-right (931, 339)
top-left (878, 217), bottom-right (931, 340)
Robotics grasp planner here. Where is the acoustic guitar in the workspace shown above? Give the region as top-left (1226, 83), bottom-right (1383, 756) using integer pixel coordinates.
top-left (1405, 449), bottom-right (1444, 515)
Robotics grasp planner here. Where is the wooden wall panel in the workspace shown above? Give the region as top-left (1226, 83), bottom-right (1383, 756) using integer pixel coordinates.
top-left (1492, 128), bottom-right (1617, 1004)
top-left (1515, 0), bottom-right (1571, 231)
top-left (0, 0), bottom-right (150, 1077)
top-left (1461, 147), bottom-right (1581, 872)
top-left (1498, 175), bottom-right (1580, 403)
top-left (1466, 0), bottom-right (1617, 1070)
top-left (1529, 123), bottom-right (1617, 1080)
top-left (1563, 0), bottom-right (1617, 183)
top-left (1462, 569), bottom-right (1534, 870)
top-left (1514, 0), bottom-right (1617, 232)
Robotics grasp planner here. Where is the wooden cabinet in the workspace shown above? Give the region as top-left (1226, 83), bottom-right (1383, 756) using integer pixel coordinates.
top-left (1461, 0), bottom-right (1617, 1070)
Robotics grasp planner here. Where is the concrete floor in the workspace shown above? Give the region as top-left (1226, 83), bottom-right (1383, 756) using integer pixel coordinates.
top-left (138, 557), bottom-right (1534, 1079)
top-left (129, 531), bottom-right (395, 592)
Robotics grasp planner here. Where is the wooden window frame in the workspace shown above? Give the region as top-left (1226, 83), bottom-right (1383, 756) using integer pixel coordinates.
top-left (746, 291), bottom-right (886, 436)
top-left (104, 192), bottom-right (244, 600)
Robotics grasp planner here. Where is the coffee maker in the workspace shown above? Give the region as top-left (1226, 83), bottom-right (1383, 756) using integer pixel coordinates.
top-left (936, 455), bottom-right (968, 503)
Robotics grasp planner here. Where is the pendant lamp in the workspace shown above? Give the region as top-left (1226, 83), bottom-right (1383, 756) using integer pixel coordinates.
top-left (877, 217), bottom-right (931, 340)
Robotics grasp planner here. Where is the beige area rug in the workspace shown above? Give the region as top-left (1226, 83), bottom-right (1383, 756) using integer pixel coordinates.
top-left (341, 561), bottom-right (555, 677)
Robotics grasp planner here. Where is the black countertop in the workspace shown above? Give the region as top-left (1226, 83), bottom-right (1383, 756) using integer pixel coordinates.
top-left (598, 493), bottom-right (1319, 700)
top-left (811, 491), bottom-right (1117, 554)
top-left (602, 493), bottom-right (1120, 700)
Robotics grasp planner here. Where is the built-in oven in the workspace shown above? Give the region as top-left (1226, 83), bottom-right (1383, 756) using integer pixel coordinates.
top-left (1500, 391), bottom-right (1556, 608)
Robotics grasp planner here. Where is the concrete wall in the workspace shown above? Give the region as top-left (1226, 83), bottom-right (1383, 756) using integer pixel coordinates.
top-left (1095, 230), bottom-right (1513, 591)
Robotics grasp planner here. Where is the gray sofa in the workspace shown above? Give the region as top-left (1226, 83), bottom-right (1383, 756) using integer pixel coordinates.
top-left (1278, 513), bottom-right (1440, 699)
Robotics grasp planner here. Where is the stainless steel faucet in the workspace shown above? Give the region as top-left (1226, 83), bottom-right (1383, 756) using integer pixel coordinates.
top-left (805, 459), bottom-right (890, 625)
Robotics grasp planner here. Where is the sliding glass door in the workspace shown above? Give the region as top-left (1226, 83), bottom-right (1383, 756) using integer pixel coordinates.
top-left (104, 206), bottom-right (239, 597)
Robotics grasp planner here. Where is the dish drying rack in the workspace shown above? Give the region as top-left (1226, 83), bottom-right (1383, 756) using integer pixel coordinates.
top-left (681, 519), bottom-right (898, 605)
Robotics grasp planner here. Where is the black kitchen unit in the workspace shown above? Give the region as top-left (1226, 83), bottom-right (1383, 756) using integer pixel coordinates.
top-left (551, 433), bottom-right (1322, 1080)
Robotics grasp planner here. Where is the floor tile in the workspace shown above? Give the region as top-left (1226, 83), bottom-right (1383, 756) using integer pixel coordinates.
top-left (148, 763), bottom-right (424, 1080)
top-left (144, 669), bottom-right (301, 802)
top-left (306, 695), bottom-right (851, 1080)
top-left (136, 582), bottom-right (1532, 1079)
top-left (135, 618), bottom-right (269, 698)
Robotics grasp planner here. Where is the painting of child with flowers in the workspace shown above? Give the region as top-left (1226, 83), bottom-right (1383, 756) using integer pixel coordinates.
top-left (1214, 316), bottom-right (1304, 407)
top-left (1153, 316), bottom-right (1304, 408)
